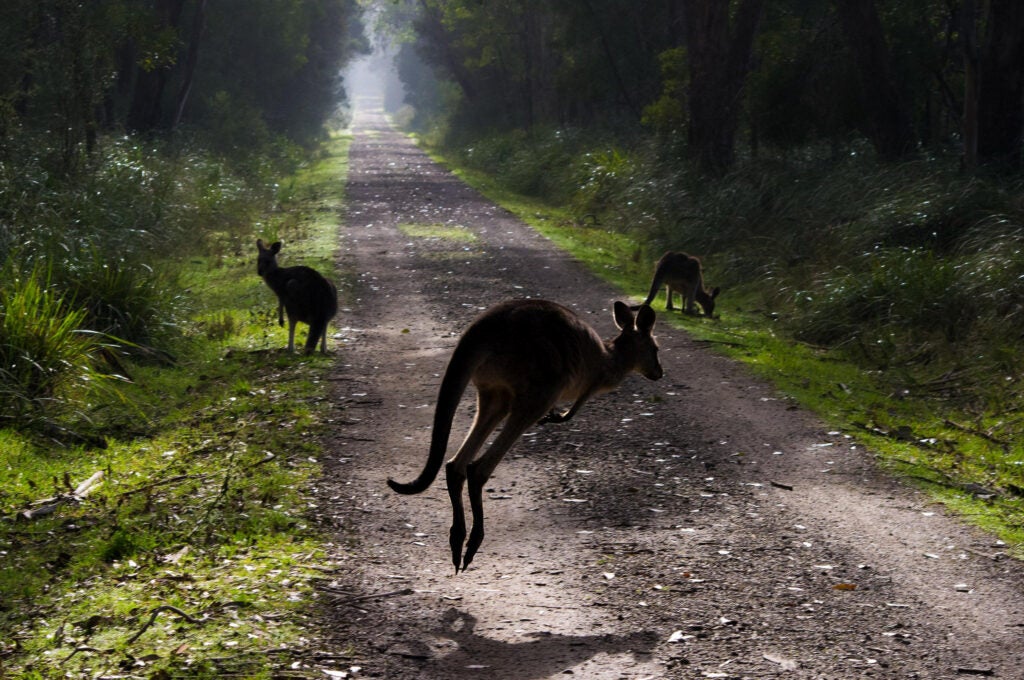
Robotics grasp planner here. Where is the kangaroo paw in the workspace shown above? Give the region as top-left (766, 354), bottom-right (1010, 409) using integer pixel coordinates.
top-left (449, 525), bottom-right (466, 573)
top-left (538, 409), bottom-right (566, 425)
top-left (462, 527), bottom-right (484, 572)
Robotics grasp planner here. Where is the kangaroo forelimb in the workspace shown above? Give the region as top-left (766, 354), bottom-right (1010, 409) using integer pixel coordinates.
top-left (538, 393), bottom-right (593, 425)
top-left (538, 409), bottom-right (567, 424)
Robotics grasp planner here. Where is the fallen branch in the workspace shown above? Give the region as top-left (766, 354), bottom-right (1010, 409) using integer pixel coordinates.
top-left (60, 646), bottom-right (104, 664)
top-left (118, 473), bottom-right (208, 499)
top-left (692, 338), bottom-right (746, 348)
top-left (74, 471), bottom-right (105, 497)
top-left (127, 605), bottom-right (202, 644)
top-left (17, 471), bottom-right (105, 521)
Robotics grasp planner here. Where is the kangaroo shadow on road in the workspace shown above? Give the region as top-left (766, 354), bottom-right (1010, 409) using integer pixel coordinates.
top-left (408, 607), bottom-right (658, 678)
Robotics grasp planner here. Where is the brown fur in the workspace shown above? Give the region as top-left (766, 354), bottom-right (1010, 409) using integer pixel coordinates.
top-left (640, 251), bottom-right (720, 317)
top-left (256, 239), bottom-right (338, 354)
top-left (387, 299), bottom-right (663, 572)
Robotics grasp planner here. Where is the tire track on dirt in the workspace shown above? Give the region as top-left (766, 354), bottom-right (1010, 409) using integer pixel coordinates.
top-left (314, 100), bottom-right (1024, 679)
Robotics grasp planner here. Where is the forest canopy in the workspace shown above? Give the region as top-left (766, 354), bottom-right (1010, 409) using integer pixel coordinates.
top-left (381, 0), bottom-right (1024, 173)
top-left (0, 0), bottom-right (367, 174)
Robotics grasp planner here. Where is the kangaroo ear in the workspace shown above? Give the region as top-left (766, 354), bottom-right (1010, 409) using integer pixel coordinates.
top-left (256, 238), bottom-right (266, 250)
top-left (711, 286), bottom-right (721, 299)
top-left (270, 241), bottom-right (283, 254)
top-left (612, 301), bottom-right (635, 330)
top-left (635, 304), bottom-right (656, 334)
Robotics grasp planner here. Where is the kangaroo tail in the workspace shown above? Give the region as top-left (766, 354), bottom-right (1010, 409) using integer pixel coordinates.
top-left (303, 283), bottom-right (338, 353)
top-left (387, 342), bottom-right (476, 495)
top-left (638, 264), bottom-right (666, 307)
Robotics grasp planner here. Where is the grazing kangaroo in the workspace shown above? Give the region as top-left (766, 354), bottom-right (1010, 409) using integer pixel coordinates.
top-left (256, 239), bottom-right (338, 354)
top-left (387, 299), bottom-right (663, 572)
top-left (639, 251), bottom-right (720, 317)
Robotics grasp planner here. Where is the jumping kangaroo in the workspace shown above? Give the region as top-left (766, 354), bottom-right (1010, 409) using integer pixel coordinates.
top-left (256, 239), bottom-right (338, 354)
top-left (638, 251), bottom-right (720, 317)
top-left (387, 299), bottom-right (663, 572)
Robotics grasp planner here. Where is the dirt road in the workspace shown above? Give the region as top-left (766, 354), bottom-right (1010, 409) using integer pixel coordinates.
top-left (313, 100), bottom-right (1024, 679)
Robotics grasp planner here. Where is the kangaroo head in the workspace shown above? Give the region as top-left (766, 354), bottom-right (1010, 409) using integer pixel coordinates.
top-left (612, 301), bottom-right (663, 381)
top-left (256, 239), bottom-right (283, 277)
top-left (697, 286), bottom-right (721, 317)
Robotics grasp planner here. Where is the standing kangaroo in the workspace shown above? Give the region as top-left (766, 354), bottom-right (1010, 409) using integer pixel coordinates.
top-left (639, 251), bottom-right (720, 317)
top-left (387, 299), bottom-right (663, 572)
top-left (256, 239), bottom-right (338, 354)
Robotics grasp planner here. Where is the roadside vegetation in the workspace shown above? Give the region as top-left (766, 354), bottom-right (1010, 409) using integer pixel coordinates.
top-left (419, 134), bottom-right (1024, 557)
top-left (373, 0), bottom-right (1024, 556)
top-left (0, 133), bottom-right (351, 678)
top-left (0, 2), bottom-right (366, 676)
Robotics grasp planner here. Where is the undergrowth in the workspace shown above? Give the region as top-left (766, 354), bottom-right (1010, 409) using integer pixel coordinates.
top-left (425, 131), bottom-right (1024, 556)
top-left (0, 133), bottom-right (352, 678)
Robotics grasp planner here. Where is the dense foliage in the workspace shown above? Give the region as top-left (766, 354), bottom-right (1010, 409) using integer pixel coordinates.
top-left (387, 0), bottom-right (1023, 171)
top-left (0, 0), bottom-right (366, 429)
top-left (379, 0), bottom-right (1024, 418)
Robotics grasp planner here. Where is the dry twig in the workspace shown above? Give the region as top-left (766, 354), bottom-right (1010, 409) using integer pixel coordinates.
top-left (127, 605), bottom-right (202, 644)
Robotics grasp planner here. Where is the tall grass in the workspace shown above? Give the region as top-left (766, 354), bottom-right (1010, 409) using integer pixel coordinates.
top-left (0, 131), bottom-right (294, 428)
top-left (0, 266), bottom-right (106, 424)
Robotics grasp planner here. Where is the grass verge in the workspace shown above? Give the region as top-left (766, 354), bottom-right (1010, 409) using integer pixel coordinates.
top-left (0, 132), bottom-right (353, 679)
top-left (425, 146), bottom-right (1024, 559)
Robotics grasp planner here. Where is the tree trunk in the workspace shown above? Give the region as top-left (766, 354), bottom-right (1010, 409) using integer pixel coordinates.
top-left (126, 0), bottom-right (185, 132)
top-left (581, 0), bottom-right (640, 120)
top-left (416, 0), bottom-right (478, 102)
top-left (683, 0), bottom-right (765, 175)
top-left (961, 0), bottom-right (980, 169)
top-left (172, 0), bottom-right (206, 129)
top-left (835, 0), bottom-right (915, 161)
top-left (976, 0), bottom-right (1024, 169)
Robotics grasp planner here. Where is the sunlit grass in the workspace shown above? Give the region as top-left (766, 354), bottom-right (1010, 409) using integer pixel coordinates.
top-left (0, 133), bottom-right (353, 677)
top-left (398, 221), bottom-right (480, 243)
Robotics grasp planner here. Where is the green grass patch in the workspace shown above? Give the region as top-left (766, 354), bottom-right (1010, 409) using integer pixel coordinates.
top-left (398, 221), bottom-right (479, 243)
top-left (0, 132), bottom-right (353, 677)
top-left (426, 144), bottom-right (1024, 559)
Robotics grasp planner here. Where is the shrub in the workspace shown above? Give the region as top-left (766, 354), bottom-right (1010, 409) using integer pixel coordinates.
top-left (57, 249), bottom-right (184, 355)
top-left (0, 268), bottom-right (105, 423)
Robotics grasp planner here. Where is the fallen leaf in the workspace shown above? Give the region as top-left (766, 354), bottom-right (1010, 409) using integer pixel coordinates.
top-left (763, 652), bottom-right (799, 671)
top-left (162, 545), bottom-right (190, 564)
top-left (833, 583), bottom-right (857, 591)
top-left (667, 630), bottom-right (694, 643)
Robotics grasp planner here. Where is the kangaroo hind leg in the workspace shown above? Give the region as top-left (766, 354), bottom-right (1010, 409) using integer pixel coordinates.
top-left (664, 284), bottom-right (675, 310)
top-left (446, 389), bottom-right (509, 572)
top-left (286, 317), bottom-right (298, 352)
top-left (461, 402), bottom-right (549, 572)
top-left (684, 280), bottom-right (700, 315)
